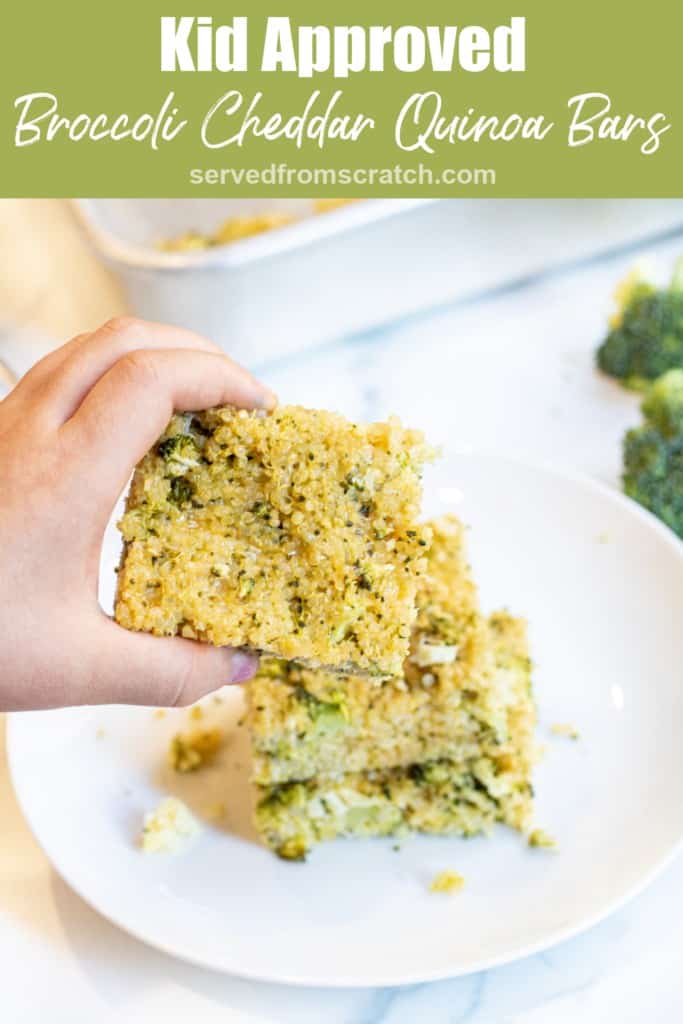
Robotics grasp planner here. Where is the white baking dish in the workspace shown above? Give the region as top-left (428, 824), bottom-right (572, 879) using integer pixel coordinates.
top-left (72, 198), bottom-right (683, 368)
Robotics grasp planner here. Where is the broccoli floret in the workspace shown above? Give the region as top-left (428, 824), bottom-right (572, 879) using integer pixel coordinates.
top-left (157, 434), bottom-right (202, 475)
top-left (168, 476), bottom-right (195, 506)
top-left (623, 370), bottom-right (683, 537)
top-left (641, 369), bottom-right (683, 437)
top-left (597, 259), bottom-right (683, 386)
top-left (294, 685), bottom-right (348, 735)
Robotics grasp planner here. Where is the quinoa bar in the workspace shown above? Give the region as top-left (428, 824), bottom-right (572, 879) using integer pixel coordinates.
top-left (115, 405), bottom-right (434, 677)
top-left (254, 610), bottom-right (536, 860)
top-left (247, 516), bottom-right (496, 784)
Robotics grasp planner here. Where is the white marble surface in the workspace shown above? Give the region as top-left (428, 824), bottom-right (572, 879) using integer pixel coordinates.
top-left (2, 202), bottom-right (683, 1022)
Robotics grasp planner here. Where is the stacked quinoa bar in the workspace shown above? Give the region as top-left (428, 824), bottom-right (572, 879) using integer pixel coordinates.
top-left (248, 517), bottom-right (536, 860)
top-left (115, 405), bottom-right (536, 861)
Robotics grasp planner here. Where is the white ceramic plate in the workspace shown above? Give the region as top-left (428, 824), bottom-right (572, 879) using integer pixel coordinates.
top-left (9, 453), bottom-right (683, 987)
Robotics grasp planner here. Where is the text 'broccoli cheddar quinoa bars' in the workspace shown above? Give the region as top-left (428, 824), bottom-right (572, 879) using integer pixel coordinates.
top-left (115, 405), bottom-right (434, 678)
top-left (253, 609), bottom-right (536, 861)
top-left (247, 516), bottom-right (537, 860)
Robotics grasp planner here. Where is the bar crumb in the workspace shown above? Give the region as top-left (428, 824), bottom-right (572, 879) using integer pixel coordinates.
top-left (169, 728), bottom-right (224, 773)
top-left (528, 828), bottom-right (557, 850)
top-left (203, 801), bottom-right (227, 821)
top-left (430, 870), bottom-right (465, 894)
top-left (140, 797), bottom-right (199, 853)
top-left (551, 722), bottom-right (580, 740)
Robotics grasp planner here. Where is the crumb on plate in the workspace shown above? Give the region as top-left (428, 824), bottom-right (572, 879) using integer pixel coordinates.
top-left (203, 801), bottom-right (227, 821)
top-left (550, 723), bottom-right (580, 740)
top-left (429, 870), bottom-right (465, 894)
top-left (528, 828), bottom-right (557, 850)
top-left (169, 728), bottom-right (224, 773)
top-left (140, 797), bottom-right (199, 853)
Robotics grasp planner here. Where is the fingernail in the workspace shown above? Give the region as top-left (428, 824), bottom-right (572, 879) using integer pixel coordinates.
top-left (228, 650), bottom-right (259, 684)
top-left (256, 387), bottom-right (278, 411)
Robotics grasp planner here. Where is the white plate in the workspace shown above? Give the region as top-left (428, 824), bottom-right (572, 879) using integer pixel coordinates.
top-left (9, 453), bottom-right (683, 988)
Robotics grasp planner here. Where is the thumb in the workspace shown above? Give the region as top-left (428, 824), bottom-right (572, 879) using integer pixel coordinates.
top-left (84, 617), bottom-right (259, 707)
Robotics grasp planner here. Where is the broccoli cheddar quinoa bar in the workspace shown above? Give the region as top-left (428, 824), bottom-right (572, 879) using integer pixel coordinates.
top-left (247, 517), bottom-right (494, 784)
top-left (254, 610), bottom-right (536, 860)
top-left (115, 405), bottom-right (434, 677)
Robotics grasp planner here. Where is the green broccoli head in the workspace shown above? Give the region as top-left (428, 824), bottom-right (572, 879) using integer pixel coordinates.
top-left (294, 685), bottom-right (348, 736)
top-left (640, 369), bottom-right (683, 437)
top-left (623, 420), bottom-right (683, 539)
top-left (157, 433), bottom-right (201, 476)
top-left (597, 259), bottom-right (683, 386)
top-left (168, 476), bottom-right (195, 506)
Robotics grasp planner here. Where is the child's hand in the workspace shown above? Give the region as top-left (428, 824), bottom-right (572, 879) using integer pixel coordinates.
top-left (0, 318), bottom-right (277, 711)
